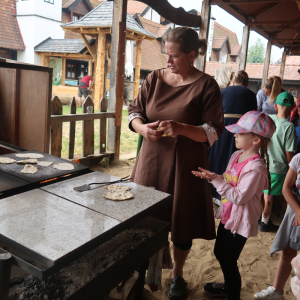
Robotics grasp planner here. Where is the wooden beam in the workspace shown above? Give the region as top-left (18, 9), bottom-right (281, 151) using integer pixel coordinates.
top-left (94, 33), bottom-right (106, 111)
top-left (239, 25), bottom-right (250, 71)
top-left (133, 0), bottom-right (201, 27)
top-left (63, 27), bottom-right (111, 34)
top-left (51, 112), bottom-right (115, 122)
top-left (133, 40), bottom-right (142, 99)
top-left (80, 33), bottom-right (97, 61)
top-left (251, 3), bottom-right (280, 19)
top-left (279, 49), bottom-right (286, 80)
top-left (61, 58), bottom-right (66, 86)
top-left (41, 55), bottom-right (46, 67)
top-left (104, 35), bottom-right (112, 99)
top-left (88, 59), bottom-right (93, 76)
top-left (107, 0), bottom-right (127, 158)
top-left (211, 0), bottom-right (293, 4)
top-left (250, 21), bottom-right (300, 26)
top-left (197, 0), bottom-right (210, 72)
top-left (261, 39), bottom-right (272, 89)
top-left (45, 56), bottom-right (50, 67)
top-left (37, 52), bottom-right (93, 59)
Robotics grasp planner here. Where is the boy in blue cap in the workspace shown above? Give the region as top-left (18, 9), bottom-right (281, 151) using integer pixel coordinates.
top-left (260, 91), bottom-right (297, 232)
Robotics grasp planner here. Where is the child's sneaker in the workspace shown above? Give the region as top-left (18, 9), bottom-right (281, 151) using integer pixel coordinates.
top-left (254, 286), bottom-right (284, 299)
top-left (204, 282), bottom-right (228, 297)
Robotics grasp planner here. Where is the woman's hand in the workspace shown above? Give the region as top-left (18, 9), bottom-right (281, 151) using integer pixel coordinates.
top-left (192, 167), bottom-right (217, 181)
top-left (159, 120), bottom-right (183, 137)
top-left (133, 119), bottom-right (163, 142)
top-left (293, 209), bottom-right (300, 226)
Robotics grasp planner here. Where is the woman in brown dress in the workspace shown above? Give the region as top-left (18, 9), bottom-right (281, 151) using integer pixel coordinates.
top-left (128, 27), bottom-right (224, 300)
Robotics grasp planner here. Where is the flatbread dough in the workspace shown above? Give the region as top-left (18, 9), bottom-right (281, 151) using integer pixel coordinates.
top-left (53, 163), bottom-right (74, 171)
top-left (16, 153), bottom-right (44, 159)
top-left (0, 157), bottom-right (16, 164)
top-left (20, 164), bottom-right (38, 174)
top-left (17, 159), bottom-right (37, 164)
top-left (104, 185), bottom-right (131, 192)
top-left (38, 161), bottom-right (53, 167)
top-left (104, 191), bottom-right (134, 201)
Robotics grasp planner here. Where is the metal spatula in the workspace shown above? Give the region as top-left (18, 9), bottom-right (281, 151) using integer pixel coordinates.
top-left (73, 175), bottom-right (131, 192)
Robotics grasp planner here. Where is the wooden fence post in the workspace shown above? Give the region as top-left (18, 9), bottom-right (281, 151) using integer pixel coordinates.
top-left (279, 49), bottom-right (287, 80)
top-left (100, 97), bottom-right (108, 153)
top-left (239, 25), bottom-right (250, 71)
top-left (50, 96), bottom-right (62, 157)
top-left (261, 39), bottom-right (272, 89)
top-left (68, 97), bottom-right (77, 159)
top-left (82, 96), bottom-right (94, 157)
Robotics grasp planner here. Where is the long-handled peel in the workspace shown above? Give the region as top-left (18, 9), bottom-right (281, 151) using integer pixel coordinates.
top-left (73, 175), bottom-right (131, 192)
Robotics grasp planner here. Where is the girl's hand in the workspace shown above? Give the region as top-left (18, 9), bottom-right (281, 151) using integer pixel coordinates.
top-left (138, 120), bottom-right (163, 142)
top-left (159, 120), bottom-right (183, 137)
top-left (293, 211), bottom-right (300, 226)
top-left (192, 167), bottom-right (217, 181)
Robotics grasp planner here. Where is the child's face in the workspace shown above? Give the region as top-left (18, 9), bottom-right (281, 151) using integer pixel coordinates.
top-left (234, 133), bottom-right (256, 150)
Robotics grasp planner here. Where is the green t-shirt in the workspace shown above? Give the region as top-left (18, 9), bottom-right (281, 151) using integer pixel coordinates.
top-left (268, 114), bottom-right (297, 174)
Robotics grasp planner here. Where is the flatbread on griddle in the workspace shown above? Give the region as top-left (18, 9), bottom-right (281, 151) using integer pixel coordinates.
top-left (53, 163), bottom-right (74, 171)
top-left (104, 191), bottom-right (134, 201)
top-left (0, 157), bottom-right (16, 164)
top-left (17, 159), bottom-right (37, 164)
top-left (38, 161), bottom-right (53, 167)
top-left (20, 164), bottom-right (38, 174)
top-left (16, 153), bottom-right (44, 159)
top-left (104, 185), bottom-right (131, 192)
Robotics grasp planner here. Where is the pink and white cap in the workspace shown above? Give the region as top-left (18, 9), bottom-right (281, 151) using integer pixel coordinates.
top-left (225, 111), bottom-right (276, 139)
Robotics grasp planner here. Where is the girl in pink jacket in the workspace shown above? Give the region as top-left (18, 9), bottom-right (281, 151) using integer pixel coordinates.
top-left (192, 111), bottom-right (276, 300)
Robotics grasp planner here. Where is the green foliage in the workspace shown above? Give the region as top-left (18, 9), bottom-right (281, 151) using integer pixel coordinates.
top-left (247, 38), bottom-right (265, 63)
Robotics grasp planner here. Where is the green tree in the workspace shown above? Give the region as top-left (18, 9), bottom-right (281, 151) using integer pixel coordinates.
top-left (247, 38), bottom-right (265, 63)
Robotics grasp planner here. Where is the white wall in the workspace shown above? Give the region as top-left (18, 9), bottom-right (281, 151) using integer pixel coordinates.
top-left (16, 0), bottom-right (64, 64)
top-left (143, 8), bottom-right (160, 23)
top-left (219, 50), bottom-right (227, 62)
top-left (17, 0), bottom-right (62, 22)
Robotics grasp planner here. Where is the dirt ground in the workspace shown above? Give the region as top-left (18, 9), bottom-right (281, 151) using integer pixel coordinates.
top-left (91, 157), bottom-right (297, 300)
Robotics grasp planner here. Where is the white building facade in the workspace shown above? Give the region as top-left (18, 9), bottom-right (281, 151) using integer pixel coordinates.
top-left (16, 0), bottom-right (64, 64)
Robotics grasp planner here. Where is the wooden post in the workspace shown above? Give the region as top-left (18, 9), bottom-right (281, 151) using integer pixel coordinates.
top-left (0, 253), bottom-right (12, 300)
top-left (46, 56), bottom-right (50, 67)
top-left (279, 49), bottom-right (287, 80)
top-left (104, 35), bottom-right (112, 99)
top-left (261, 39), bottom-right (272, 89)
top-left (68, 97), bottom-right (76, 159)
top-left (82, 96), bottom-right (94, 157)
top-left (61, 58), bottom-right (66, 86)
top-left (41, 55), bottom-right (46, 67)
top-left (88, 59), bottom-right (93, 76)
top-left (239, 25), bottom-right (250, 71)
top-left (133, 40), bottom-right (142, 99)
top-left (50, 96), bottom-right (63, 157)
top-left (197, 0), bottom-right (210, 72)
top-left (94, 33), bottom-right (107, 111)
top-left (107, 0), bottom-right (128, 158)
top-left (100, 97), bottom-right (108, 153)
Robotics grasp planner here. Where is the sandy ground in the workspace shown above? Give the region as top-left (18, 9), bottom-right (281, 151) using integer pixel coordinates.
top-left (91, 158), bottom-right (297, 300)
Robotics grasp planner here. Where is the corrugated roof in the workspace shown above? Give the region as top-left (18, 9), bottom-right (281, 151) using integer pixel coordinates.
top-left (34, 38), bottom-right (94, 54)
top-left (62, 0), bottom-right (156, 39)
top-left (0, 0), bottom-right (25, 51)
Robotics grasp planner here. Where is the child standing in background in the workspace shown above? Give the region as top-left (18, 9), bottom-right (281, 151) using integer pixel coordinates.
top-left (291, 101), bottom-right (300, 155)
top-left (192, 111), bottom-right (276, 300)
top-left (260, 92), bottom-right (297, 232)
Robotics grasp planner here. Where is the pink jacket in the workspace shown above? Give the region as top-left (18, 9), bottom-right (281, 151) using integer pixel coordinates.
top-left (211, 150), bottom-right (268, 238)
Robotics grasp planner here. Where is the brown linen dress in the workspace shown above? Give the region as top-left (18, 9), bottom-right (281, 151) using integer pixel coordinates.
top-left (129, 69), bottom-right (224, 243)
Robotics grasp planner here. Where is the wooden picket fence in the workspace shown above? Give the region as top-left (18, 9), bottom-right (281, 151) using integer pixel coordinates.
top-left (50, 96), bottom-right (115, 164)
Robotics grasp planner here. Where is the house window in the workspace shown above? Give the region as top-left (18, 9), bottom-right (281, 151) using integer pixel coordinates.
top-left (44, 0), bottom-right (54, 3)
top-left (73, 15), bottom-right (79, 22)
top-left (67, 64), bottom-right (76, 79)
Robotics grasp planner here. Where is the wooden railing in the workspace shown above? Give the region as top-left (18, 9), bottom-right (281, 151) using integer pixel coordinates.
top-left (50, 96), bottom-right (115, 164)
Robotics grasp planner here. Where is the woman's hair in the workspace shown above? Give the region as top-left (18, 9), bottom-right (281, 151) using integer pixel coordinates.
top-left (215, 66), bottom-right (236, 89)
top-left (163, 27), bottom-right (207, 57)
top-left (265, 76), bottom-right (282, 104)
top-left (255, 135), bottom-right (271, 210)
top-left (233, 70), bottom-right (249, 87)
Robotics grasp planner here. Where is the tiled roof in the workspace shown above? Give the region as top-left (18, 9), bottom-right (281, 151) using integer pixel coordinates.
top-left (127, 0), bottom-right (148, 16)
top-left (274, 55), bottom-right (300, 65)
top-left (62, 1), bottom-right (156, 39)
top-left (212, 36), bottom-right (227, 50)
top-left (205, 62), bottom-right (300, 81)
top-left (0, 0), bottom-right (25, 51)
top-left (214, 22), bottom-right (239, 45)
top-left (138, 16), bottom-right (170, 38)
top-left (62, 0), bottom-right (76, 8)
top-left (34, 38), bottom-right (94, 54)
top-left (230, 44), bottom-right (241, 56)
